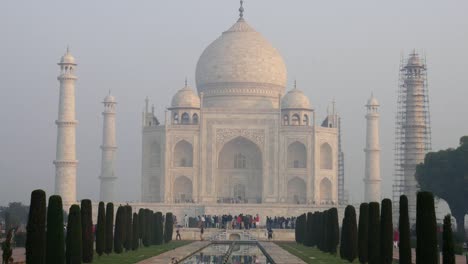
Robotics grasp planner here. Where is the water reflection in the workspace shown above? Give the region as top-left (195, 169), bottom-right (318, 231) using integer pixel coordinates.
top-left (182, 244), bottom-right (268, 264)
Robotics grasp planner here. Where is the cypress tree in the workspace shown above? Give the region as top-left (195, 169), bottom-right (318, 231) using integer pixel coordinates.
top-left (26, 189), bottom-right (46, 264)
top-left (113, 206), bottom-right (124, 253)
top-left (155, 212), bottom-right (164, 245)
top-left (96, 202), bottom-right (106, 257)
top-left (141, 209), bottom-right (150, 247)
top-left (320, 210), bottom-right (329, 252)
top-left (399, 195), bottom-right (411, 264)
top-left (304, 212), bottom-right (313, 246)
top-left (368, 202), bottom-right (381, 264)
top-left (358, 203), bottom-right (369, 264)
top-left (45, 195), bottom-right (65, 264)
top-left (147, 210), bottom-right (154, 245)
top-left (311, 212), bottom-right (319, 247)
top-left (138, 208), bottom-right (145, 246)
top-left (80, 199), bottom-right (93, 263)
top-left (164, 212), bottom-right (174, 243)
top-left (104, 203), bottom-right (114, 255)
top-left (343, 205), bottom-right (358, 263)
top-left (329, 208), bottom-right (340, 255)
top-left (340, 208), bottom-right (348, 260)
top-left (66, 205), bottom-right (82, 264)
top-left (295, 213), bottom-right (306, 244)
top-left (380, 199), bottom-right (393, 264)
top-left (123, 205), bottom-right (132, 251)
top-left (442, 214), bottom-right (455, 264)
top-left (416, 192), bottom-right (438, 264)
top-left (132, 213), bottom-right (139, 250)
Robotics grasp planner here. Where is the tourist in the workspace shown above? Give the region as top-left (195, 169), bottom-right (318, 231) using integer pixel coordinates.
top-left (176, 227), bottom-right (181, 240)
top-left (200, 226), bottom-right (204, 241)
top-left (393, 229), bottom-right (399, 248)
top-left (184, 214), bottom-right (189, 228)
top-left (267, 227), bottom-right (273, 240)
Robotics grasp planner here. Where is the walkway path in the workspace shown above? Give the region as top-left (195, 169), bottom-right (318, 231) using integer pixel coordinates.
top-left (259, 242), bottom-right (306, 264)
top-left (393, 248), bottom-right (467, 264)
top-left (136, 241), bottom-right (210, 264)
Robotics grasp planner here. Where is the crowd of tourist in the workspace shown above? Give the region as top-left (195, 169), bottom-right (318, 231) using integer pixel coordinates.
top-left (179, 214), bottom-right (297, 230)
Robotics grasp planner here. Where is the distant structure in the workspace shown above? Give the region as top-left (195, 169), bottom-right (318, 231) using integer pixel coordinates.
top-left (364, 94), bottom-right (381, 203)
top-left (393, 51), bottom-right (432, 218)
top-left (321, 100), bottom-right (346, 204)
top-left (99, 92), bottom-right (117, 202)
top-left (54, 48), bottom-right (78, 204)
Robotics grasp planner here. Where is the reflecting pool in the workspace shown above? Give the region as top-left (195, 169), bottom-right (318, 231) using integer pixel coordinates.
top-left (181, 242), bottom-right (270, 264)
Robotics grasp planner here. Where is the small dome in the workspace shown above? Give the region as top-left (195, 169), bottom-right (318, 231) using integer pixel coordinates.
top-left (407, 52), bottom-right (422, 67)
top-left (367, 94), bottom-right (379, 106)
top-left (60, 50), bottom-right (76, 65)
top-left (103, 94), bottom-right (116, 103)
top-left (281, 88), bottom-right (311, 110)
top-left (171, 85), bottom-right (200, 109)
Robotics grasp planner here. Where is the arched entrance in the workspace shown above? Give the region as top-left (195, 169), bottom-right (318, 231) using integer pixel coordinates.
top-left (320, 178), bottom-right (332, 203)
top-left (173, 176), bottom-right (193, 203)
top-left (217, 136), bottom-right (262, 203)
top-left (287, 177), bottom-right (306, 204)
top-left (287, 141), bottom-right (307, 168)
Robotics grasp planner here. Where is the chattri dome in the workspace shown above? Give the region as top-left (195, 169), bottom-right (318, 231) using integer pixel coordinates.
top-left (281, 87), bottom-right (312, 110)
top-left (195, 16), bottom-right (287, 108)
top-left (171, 84), bottom-right (200, 109)
top-left (59, 49), bottom-right (76, 65)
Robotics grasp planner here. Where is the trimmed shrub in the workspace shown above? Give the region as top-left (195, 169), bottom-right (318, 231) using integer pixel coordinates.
top-left (368, 202), bottom-right (380, 264)
top-left (155, 212), bottom-right (164, 245)
top-left (104, 203), bottom-right (114, 255)
top-left (80, 199), bottom-right (93, 263)
top-left (358, 203), bottom-right (369, 264)
top-left (26, 189), bottom-right (46, 264)
top-left (113, 206), bottom-right (124, 253)
top-left (124, 205), bottom-right (132, 251)
top-left (46, 195), bottom-right (65, 264)
top-left (66, 204), bottom-right (82, 264)
top-left (142, 209), bottom-right (150, 247)
top-left (399, 195), bottom-right (411, 264)
top-left (380, 199), bottom-right (393, 264)
top-left (164, 212), bottom-right (174, 243)
top-left (96, 202), bottom-right (106, 256)
top-left (341, 205), bottom-right (357, 262)
top-left (132, 213), bottom-right (139, 250)
top-left (442, 214), bottom-right (455, 264)
top-left (138, 208), bottom-right (145, 245)
top-left (328, 208), bottom-right (340, 254)
top-left (304, 212), bottom-right (313, 246)
top-left (295, 213), bottom-right (306, 244)
top-left (416, 192), bottom-right (438, 264)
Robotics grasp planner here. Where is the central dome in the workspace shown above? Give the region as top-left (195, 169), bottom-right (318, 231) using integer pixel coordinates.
top-left (195, 17), bottom-right (287, 108)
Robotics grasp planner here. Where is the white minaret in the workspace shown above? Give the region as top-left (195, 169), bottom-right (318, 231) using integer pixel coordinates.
top-left (99, 92), bottom-right (117, 202)
top-left (364, 93), bottom-right (381, 202)
top-left (54, 48), bottom-right (78, 204)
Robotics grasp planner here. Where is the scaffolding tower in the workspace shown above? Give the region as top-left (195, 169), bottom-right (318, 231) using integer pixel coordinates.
top-left (392, 51), bottom-right (432, 217)
top-left (338, 116), bottom-right (346, 205)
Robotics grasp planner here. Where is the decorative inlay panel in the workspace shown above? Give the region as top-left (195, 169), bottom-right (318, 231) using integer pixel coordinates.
top-left (216, 128), bottom-right (265, 148)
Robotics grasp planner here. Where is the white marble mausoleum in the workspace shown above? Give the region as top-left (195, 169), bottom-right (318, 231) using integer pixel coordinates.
top-left (141, 12), bottom-right (339, 206)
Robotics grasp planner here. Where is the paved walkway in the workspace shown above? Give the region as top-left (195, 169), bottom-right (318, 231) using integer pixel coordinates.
top-left (0, 247), bottom-right (25, 264)
top-left (259, 242), bottom-right (306, 264)
top-left (137, 241), bottom-right (210, 264)
top-left (393, 248), bottom-right (467, 264)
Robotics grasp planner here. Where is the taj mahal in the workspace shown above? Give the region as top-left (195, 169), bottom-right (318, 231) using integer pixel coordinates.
top-left (140, 13), bottom-right (340, 205)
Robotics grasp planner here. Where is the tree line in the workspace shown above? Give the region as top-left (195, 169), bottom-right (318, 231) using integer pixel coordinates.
top-left (294, 192), bottom-right (457, 264)
top-left (22, 189), bottom-right (174, 264)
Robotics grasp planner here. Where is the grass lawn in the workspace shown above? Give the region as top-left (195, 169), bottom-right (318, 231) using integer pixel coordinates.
top-left (93, 240), bottom-right (192, 264)
top-left (275, 242), bottom-right (358, 264)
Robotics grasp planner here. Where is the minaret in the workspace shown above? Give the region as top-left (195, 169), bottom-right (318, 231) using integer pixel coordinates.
top-left (364, 93), bottom-right (381, 202)
top-left (54, 48), bottom-right (78, 204)
top-left (99, 92), bottom-right (117, 202)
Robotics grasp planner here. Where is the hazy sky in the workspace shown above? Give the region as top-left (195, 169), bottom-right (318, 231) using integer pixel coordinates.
top-left (1, 0), bottom-right (467, 205)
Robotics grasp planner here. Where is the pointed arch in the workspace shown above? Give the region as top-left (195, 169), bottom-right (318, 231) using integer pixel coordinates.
top-left (173, 176), bottom-right (192, 203)
top-left (173, 140), bottom-right (193, 167)
top-left (181, 112), bottom-right (190, 124)
top-left (320, 178), bottom-right (332, 202)
top-left (283, 115), bottom-right (289, 125)
top-left (320, 143), bottom-right (333, 170)
top-left (287, 177), bottom-right (306, 204)
top-left (303, 114), bottom-right (309, 126)
top-left (287, 141), bottom-right (307, 168)
top-left (192, 113), bottom-right (199, 124)
top-left (291, 114), bottom-right (300, 125)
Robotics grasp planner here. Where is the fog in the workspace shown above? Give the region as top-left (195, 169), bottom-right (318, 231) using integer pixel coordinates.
top-left (1, 0), bottom-right (467, 205)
